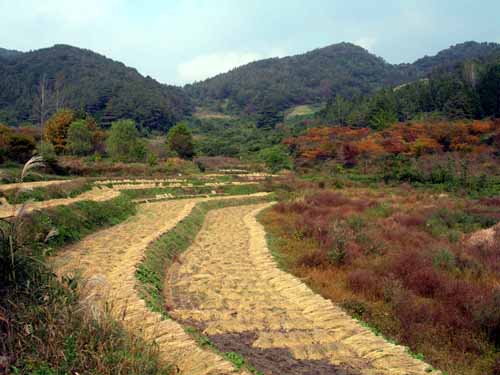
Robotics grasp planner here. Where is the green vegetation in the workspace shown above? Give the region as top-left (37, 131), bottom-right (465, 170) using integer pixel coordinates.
top-left (67, 120), bottom-right (93, 155)
top-left (0, 179), bottom-right (92, 204)
top-left (120, 183), bottom-right (264, 201)
top-left (166, 122), bottom-right (195, 159)
top-left (187, 41), bottom-right (500, 116)
top-left (0, 192), bottom-right (173, 374)
top-left (106, 119), bottom-right (146, 162)
top-left (259, 145), bottom-right (291, 173)
top-left (0, 44), bottom-right (191, 131)
top-left (188, 115), bottom-right (305, 161)
top-left (1, 38), bottom-right (500, 375)
top-left (318, 60), bottom-right (500, 127)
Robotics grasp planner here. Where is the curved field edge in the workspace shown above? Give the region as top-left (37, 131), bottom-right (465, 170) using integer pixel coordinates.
top-left (255, 206), bottom-right (442, 375)
top-left (0, 178), bottom-right (93, 204)
top-left (2, 196), bottom-right (173, 374)
top-left (136, 194), bottom-right (275, 317)
top-left (135, 195), bottom-right (274, 373)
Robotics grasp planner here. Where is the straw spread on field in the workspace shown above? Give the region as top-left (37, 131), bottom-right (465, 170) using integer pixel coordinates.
top-left (3, 178), bottom-right (440, 374)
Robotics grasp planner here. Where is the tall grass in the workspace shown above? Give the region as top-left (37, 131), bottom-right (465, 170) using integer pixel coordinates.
top-left (0, 161), bottom-right (171, 374)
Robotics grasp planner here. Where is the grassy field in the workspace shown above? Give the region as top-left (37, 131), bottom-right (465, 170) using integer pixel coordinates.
top-left (284, 104), bottom-right (321, 119)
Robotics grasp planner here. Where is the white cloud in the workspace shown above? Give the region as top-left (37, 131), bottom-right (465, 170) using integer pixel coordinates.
top-left (354, 36), bottom-right (377, 51)
top-left (177, 49), bottom-right (286, 84)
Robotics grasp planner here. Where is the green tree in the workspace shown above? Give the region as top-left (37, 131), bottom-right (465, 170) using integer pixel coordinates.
top-left (367, 90), bottom-right (398, 130)
top-left (479, 63), bottom-right (500, 117)
top-left (319, 95), bottom-right (352, 125)
top-left (67, 120), bottom-right (93, 156)
top-left (167, 122), bottom-right (195, 159)
top-left (106, 119), bottom-right (146, 162)
top-left (259, 146), bottom-right (291, 173)
top-left (256, 106), bottom-right (284, 129)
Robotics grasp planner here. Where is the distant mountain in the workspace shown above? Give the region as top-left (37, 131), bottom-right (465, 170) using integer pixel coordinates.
top-left (412, 41), bottom-right (500, 74)
top-left (186, 41), bottom-right (500, 115)
top-left (2, 42), bottom-right (499, 129)
top-left (0, 44), bottom-right (192, 131)
top-left (0, 48), bottom-right (23, 59)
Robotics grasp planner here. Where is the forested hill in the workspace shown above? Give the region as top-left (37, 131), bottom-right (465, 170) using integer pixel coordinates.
top-left (186, 41), bottom-right (500, 115)
top-left (0, 44), bottom-right (192, 131)
top-left (0, 48), bottom-right (22, 59)
top-left (186, 43), bottom-right (409, 114)
top-left (411, 41), bottom-right (500, 74)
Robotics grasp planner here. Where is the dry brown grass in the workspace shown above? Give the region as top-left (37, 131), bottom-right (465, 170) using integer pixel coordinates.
top-left (261, 186), bottom-right (500, 375)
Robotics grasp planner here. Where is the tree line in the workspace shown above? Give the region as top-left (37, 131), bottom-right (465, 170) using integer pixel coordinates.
top-left (0, 108), bottom-right (195, 165)
top-left (317, 60), bottom-right (500, 129)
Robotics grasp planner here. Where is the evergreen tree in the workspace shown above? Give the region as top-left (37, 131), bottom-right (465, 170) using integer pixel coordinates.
top-left (479, 64), bottom-right (500, 117)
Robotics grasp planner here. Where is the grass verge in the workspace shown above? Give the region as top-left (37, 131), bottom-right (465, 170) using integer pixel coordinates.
top-left (121, 183), bottom-right (264, 201)
top-left (1, 196), bottom-right (173, 374)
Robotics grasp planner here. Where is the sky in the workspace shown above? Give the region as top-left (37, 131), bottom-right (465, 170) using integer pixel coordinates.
top-left (1, 0), bottom-right (500, 86)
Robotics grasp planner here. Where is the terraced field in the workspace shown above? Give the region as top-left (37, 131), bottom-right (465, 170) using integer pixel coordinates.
top-left (167, 204), bottom-right (439, 375)
top-left (3, 177), bottom-right (439, 374)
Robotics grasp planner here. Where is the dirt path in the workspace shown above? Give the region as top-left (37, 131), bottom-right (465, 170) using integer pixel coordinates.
top-left (167, 204), bottom-right (440, 375)
top-left (52, 197), bottom-right (263, 375)
top-left (0, 187), bottom-right (120, 218)
top-left (0, 179), bottom-right (68, 192)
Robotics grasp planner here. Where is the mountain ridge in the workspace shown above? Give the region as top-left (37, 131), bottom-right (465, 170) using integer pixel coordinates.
top-left (0, 44), bottom-right (192, 131)
top-left (1, 41), bottom-right (499, 127)
top-left (186, 41), bottom-right (500, 114)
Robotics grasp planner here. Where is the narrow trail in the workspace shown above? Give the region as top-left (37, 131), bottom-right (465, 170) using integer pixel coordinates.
top-left (0, 179), bottom-right (68, 192)
top-left (0, 187), bottom-right (119, 218)
top-left (53, 197), bottom-right (261, 375)
top-left (167, 204), bottom-right (440, 375)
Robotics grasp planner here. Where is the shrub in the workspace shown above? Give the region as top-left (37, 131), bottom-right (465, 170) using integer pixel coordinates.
top-left (341, 299), bottom-right (370, 320)
top-left (6, 134), bottom-right (36, 163)
top-left (67, 120), bottom-right (93, 156)
top-left (406, 267), bottom-right (443, 298)
top-left (327, 236), bottom-right (347, 265)
top-left (299, 250), bottom-right (327, 268)
top-left (166, 122), bottom-right (195, 159)
top-left (39, 141), bottom-right (57, 163)
top-left (304, 191), bottom-right (350, 207)
top-left (347, 269), bottom-right (383, 298)
top-left (106, 119), bottom-right (146, 162)
top-left (147, 152), bottom-right (158, 167)
top-left (347, 215), bottom-right (365, 232)
top-left (259, 146), bottom-right (291, 173)
top-left (433, 248), bottom-right (456, 271)
top-left (473, 289), bottom-right (500, 346)
top-left (44, 109), bottom-right (75, 154)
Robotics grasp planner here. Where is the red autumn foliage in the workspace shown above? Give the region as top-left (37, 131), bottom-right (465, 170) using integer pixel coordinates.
top-left (284, 119), bottom-right (500, 167)
top-left (263, 188), bottom-right (500, 374)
